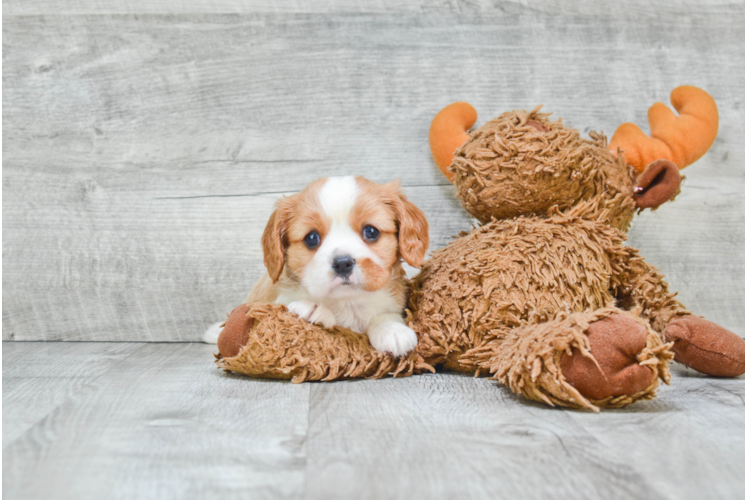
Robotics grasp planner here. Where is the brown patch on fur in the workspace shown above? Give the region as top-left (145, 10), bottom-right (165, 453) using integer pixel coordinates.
top-left (358, 257), bottom-right (391, 292)
top-left (261, 203), bottom-right (290, 282)
top-left (285, 184), bottom-right (329, 244)
top-left (350, 178), bottom-right (400, 291)
top-left (352, 177), bottom-right (427, 288)
top-left (362, 178), bottom-right (429, 268)
top-left (262, 179), bottom-right (327, 283)
top-left (350, 179), bottom-right (398, 234)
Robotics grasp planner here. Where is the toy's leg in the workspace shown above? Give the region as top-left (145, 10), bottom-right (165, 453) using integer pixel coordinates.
top-left (612, 247), bottom-right (689, 332)
top-left (466, 306), bottom-right (672, 411)
top-left (215, 303), bottom-right (433, 382)
top-left (614, 248), bottom-right (745, 376)
top-left (663, 316), bottom-right (745, 376)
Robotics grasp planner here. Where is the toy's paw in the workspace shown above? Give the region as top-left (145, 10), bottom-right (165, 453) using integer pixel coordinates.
top-left (560, 313), bottom-right (657, 400)
top-left (217, 304), bottom-right (254, 358)
top-left (367, 322), bottom-right (418, 357)
top-left (287, 300), bottom-right (337, 328)
top-left (664, 316), bottom-right (745, 377)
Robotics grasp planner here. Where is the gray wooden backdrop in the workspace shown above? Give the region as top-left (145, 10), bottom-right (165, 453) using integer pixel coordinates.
top-left (3, 0), bottom-right (744, 342)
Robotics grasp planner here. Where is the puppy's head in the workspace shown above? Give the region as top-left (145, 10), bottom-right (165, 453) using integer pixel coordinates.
top-left (262, 176), bottom-right (429, 299)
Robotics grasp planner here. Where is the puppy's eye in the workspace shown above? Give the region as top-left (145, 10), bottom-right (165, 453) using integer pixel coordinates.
top-left (362, 225), bottom-right (380, 242)
top-left (304, 231), bottom-right (321, 249)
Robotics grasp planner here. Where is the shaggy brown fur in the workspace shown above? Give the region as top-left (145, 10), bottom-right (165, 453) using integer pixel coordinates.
top-left (216, 98), bottom-right (743, 412)
top-left (409, 203), bottom-right (637, 373)
top-left (217, 302), bottom-right (433, 382)
top-left (450, 108), bottom-right (636, 231)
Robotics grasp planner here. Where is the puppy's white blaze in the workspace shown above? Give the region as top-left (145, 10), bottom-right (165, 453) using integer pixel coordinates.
top-left (301, 176), bottom-right (384, 300)
top-left (318, 177), bottom-right (382, 265)
top-left (319, 176), bottom-right (359, 225)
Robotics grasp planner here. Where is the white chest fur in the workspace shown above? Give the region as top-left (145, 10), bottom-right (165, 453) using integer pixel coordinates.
top-left (275, 286), bottom-right (402, 333)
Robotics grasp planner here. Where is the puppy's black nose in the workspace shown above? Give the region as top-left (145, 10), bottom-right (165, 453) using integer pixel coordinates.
top-left (332, 255), bottom-right (355, 276)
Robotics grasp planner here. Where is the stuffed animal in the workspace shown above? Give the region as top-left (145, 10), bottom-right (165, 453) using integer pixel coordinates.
top-left (216, 86), bottom-right (744, 411)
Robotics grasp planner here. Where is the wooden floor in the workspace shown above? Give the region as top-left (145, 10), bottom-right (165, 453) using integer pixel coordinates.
top-left (2, 341), bottom-right (744, 500)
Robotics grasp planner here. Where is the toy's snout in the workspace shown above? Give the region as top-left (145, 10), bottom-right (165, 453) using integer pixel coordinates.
top-left (633, 159), bottom-right (681, 209)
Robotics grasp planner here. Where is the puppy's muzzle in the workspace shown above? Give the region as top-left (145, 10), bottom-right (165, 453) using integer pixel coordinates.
top-left (332, 255), bottom-right (355, 277)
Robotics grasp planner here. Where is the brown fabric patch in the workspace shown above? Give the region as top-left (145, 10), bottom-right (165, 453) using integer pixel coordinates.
top-left (467, 307), bottom-right (672, 411)
top-left (560, 313), bottom-right (668, 400)
top-left (634, 159), bottom-right (682, 209)
top-left (217, 304), bottom-right (253, 359)
top-left (664, 315), bottom-right (746, 377)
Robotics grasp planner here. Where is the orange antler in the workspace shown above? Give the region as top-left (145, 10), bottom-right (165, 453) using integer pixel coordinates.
top-left (608, 86), bottom-right (719, 173)
top-left (429, 102), bottom-right (477, 182)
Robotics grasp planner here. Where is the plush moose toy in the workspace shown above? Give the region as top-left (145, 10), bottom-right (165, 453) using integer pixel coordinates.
top-left (216, 86), bottom-right (744, 411)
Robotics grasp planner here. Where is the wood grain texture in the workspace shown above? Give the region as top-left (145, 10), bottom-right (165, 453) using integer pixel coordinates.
top-left (305, 367), bottom-right (744, 500)
top-left (2, 0), bottom-right (742, 15)
top-left (2, 342), bottom-right (744, 500)
top-left (2, 1), bottom-right (744, 341)
top-left (3, 342), bottom-right (311, 499)
top-left (2, 342), bottom-right (142, 444)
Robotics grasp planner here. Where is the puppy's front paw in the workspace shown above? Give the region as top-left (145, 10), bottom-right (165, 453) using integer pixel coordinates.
top-left (287, 300), bottom-right (336, 328)
top-left (367, 322), bottom-right (418, 357)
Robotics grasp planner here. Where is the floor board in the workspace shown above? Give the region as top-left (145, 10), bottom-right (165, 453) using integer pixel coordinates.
top-left (3, 342), bottom-right (310, 499)
top-left (2, 342), bottom-right (744, 500)
top-left (3, 342), bottom-right (142, 444)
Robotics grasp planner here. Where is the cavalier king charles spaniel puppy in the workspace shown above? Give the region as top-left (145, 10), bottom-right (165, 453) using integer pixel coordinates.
top-left (205, 176), bottom-right (429, 357)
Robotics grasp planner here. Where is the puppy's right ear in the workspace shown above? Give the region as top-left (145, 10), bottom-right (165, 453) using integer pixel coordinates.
top-left (261, 199), bottom-right (291, 283)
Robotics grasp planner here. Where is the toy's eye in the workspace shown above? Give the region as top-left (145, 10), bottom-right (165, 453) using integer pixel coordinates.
top-left (304, 231), bottom-right (321, 249)
top-left (362, 225), bottom-right (380, 242)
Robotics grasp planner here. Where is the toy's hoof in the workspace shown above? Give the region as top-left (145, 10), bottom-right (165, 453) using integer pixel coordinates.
top-left (560, 313), bottom-right (657, 400)
top-left (217, 304), bottom-right (254, 358)
top-left (664, 316), bottom-right (745, 377)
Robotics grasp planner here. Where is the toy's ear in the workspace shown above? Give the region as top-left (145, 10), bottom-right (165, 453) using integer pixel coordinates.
top-left (261, 199), bottom-right (292, 282)
top-left (429, 102), bottom-right (477, 183)
top-left (386, 182), bottom-right (429, 268)
top-left (634, 159), bottom-right (681, 209)
top-left (609, 86), bottom-right (719, 173)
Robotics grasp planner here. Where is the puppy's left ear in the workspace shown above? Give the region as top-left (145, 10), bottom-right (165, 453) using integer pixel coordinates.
top-left (388, 182), bottom-right (429, 268)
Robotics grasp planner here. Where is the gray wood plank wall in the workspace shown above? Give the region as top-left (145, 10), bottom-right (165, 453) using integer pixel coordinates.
top-left (3, 0), bottom-right (744, 341)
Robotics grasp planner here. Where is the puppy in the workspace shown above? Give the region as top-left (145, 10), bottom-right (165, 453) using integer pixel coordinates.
top-left (204, 176), bottom-right (429, 356)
